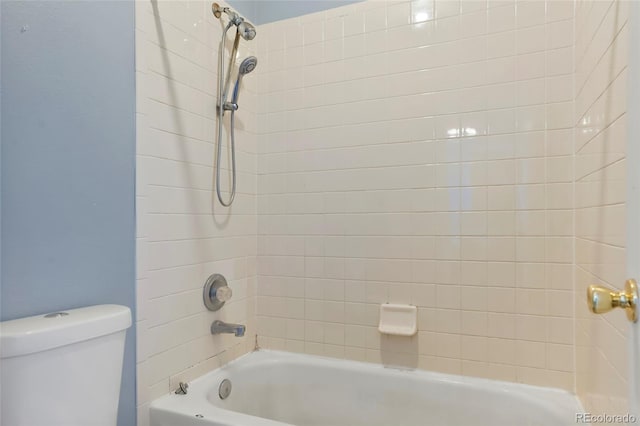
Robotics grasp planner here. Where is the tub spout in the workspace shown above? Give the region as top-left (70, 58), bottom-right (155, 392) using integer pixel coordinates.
top-left (211, 320), bottom-right (246, 337)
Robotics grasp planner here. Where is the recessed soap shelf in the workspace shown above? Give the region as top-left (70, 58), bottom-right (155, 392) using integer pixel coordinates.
top-left (378, 304), bottom-right (417, 336)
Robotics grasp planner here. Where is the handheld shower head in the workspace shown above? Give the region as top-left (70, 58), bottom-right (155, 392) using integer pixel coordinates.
top-left (231, 56), bottom-right (258, 105)
top-left (238, 56), bottom-right (258, 75)
top-left (238, 21), bottom-right (256, 40)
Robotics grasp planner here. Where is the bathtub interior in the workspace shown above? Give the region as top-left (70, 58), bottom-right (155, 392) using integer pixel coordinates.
top-left (153, 350), bottom-right (583, 426)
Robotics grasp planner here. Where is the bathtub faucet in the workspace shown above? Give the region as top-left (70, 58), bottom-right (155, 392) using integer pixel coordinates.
top-left (211, 320), bottom-right (246, 337)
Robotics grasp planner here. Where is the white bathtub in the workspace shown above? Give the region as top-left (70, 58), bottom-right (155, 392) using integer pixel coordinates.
top-left (150, 350), bottom-right (584, 426)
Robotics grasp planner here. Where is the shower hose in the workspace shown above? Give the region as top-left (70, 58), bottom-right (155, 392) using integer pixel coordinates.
top-left (215, 24), bottom-right (237, 207)
top-left (215, 106), bottom-right (237, 207)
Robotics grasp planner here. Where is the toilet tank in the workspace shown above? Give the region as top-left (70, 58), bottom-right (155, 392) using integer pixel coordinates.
top-left (0, 304), bottom-right (132, 426)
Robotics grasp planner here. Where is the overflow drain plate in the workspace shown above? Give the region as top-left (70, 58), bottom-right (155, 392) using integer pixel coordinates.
top-left (219, 379), bottom-right (232, 400)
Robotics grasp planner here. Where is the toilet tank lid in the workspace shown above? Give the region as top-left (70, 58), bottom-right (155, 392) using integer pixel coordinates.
top-left (0, 304), bottom-right (132, 358)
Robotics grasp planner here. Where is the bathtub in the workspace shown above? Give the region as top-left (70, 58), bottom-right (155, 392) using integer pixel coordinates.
top-left (150, 350), bottom-right (584, 426)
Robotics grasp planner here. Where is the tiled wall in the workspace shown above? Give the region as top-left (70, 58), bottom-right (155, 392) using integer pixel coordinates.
top-left (135, 1), bottom-right (258, 424)
top-left (134, 0), bottom-right (637, 419)
top-left (574, 0), bottom-right (629, 415)
top-left (255, 0), bottom-right (576, 390)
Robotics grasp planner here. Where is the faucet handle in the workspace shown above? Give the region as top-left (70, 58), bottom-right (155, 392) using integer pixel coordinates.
top-left (216, 286), bottom-right (233, 302)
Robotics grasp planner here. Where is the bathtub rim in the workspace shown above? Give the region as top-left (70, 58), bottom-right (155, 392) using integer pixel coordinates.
top-left (150, 349), bottom-right (584, 426)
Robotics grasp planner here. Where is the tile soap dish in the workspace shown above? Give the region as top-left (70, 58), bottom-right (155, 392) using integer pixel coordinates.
top-left (378, 304), bottom-right (417, 336)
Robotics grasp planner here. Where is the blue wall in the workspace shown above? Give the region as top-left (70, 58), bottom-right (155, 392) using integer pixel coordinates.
top-left (0, 2), bottom-right (136, 425)
top-left (229, 0), bottom-right (363, 24)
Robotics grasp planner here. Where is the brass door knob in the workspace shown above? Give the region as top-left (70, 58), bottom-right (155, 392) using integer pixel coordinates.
top-left (587, 279), bottom-right (638, 322)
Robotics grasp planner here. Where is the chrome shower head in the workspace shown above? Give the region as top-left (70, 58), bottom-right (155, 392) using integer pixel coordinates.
top-left (238, 56), bottom-right (258, 75)
top-left (238, 21), bottom-right (256, 40)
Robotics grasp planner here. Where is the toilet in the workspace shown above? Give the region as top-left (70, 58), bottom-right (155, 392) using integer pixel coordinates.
top-left (0, 304), bottom-right (132, 426)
